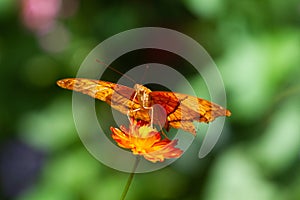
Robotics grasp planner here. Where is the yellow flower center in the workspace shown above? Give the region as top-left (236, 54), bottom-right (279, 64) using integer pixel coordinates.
top-left (138, 126), bottom-right (157, 138)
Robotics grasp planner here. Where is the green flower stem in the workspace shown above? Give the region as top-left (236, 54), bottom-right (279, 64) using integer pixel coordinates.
top-left (120, 156), bottom-right (141, 200)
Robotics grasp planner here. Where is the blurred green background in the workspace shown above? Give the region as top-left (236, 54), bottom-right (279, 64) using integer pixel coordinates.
top-left (1, 0), bottom-right (300, 200)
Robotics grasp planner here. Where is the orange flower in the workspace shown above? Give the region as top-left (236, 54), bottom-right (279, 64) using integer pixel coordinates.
top-left (110, 119), bottom-right (183, 163)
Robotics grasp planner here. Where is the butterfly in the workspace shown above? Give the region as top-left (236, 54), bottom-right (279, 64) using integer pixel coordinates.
top-left (57, 78), bottom-right (231, 135)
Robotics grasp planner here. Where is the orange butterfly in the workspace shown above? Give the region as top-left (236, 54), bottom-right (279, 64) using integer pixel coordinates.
top-left (57, 78), bottom-right (231, 135)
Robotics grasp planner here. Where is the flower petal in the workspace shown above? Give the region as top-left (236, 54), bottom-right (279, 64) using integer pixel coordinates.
top-left (110, 119), bottom-right (183, 163)
top-left (143, 139), bottom-right (183, 162)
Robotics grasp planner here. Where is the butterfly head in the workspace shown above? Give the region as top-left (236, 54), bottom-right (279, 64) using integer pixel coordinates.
top-left (134, 84), bottom-right (152, 107)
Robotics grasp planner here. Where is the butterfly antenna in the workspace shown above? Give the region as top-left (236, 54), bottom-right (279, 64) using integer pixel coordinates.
top-left (139, 65), bottom-right (149, 83)
top-left (96, 59), bottom-right (136, 84)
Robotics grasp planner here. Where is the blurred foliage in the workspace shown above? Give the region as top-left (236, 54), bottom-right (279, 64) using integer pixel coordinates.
top-left (0, 0), bottom-right (300, 200)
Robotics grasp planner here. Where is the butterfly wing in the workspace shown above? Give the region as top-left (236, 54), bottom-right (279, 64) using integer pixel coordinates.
top-left (57, 78), bottom-right (231, 135)
top-left (56, 78), bottom-right (151, 121)
top-left (150, 91), bottom-right (231, 135)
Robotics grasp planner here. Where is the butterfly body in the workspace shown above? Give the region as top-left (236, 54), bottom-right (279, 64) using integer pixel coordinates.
top-left (57, 78), bottom-right (231, 135)
top-left (134, 84), bottom-right (152, 108)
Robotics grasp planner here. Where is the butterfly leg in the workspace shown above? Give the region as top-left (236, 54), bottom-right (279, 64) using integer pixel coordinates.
top-left (127, 108), bottom-right (141, 122)
top-left (145, 106), bottom-right (169, 138)
top-left (142, 106), bottom-right (154, 128)
top-left (127, 91), bottom-right (140, 130)
top-left (127, 106), bottom-right (154, 128)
